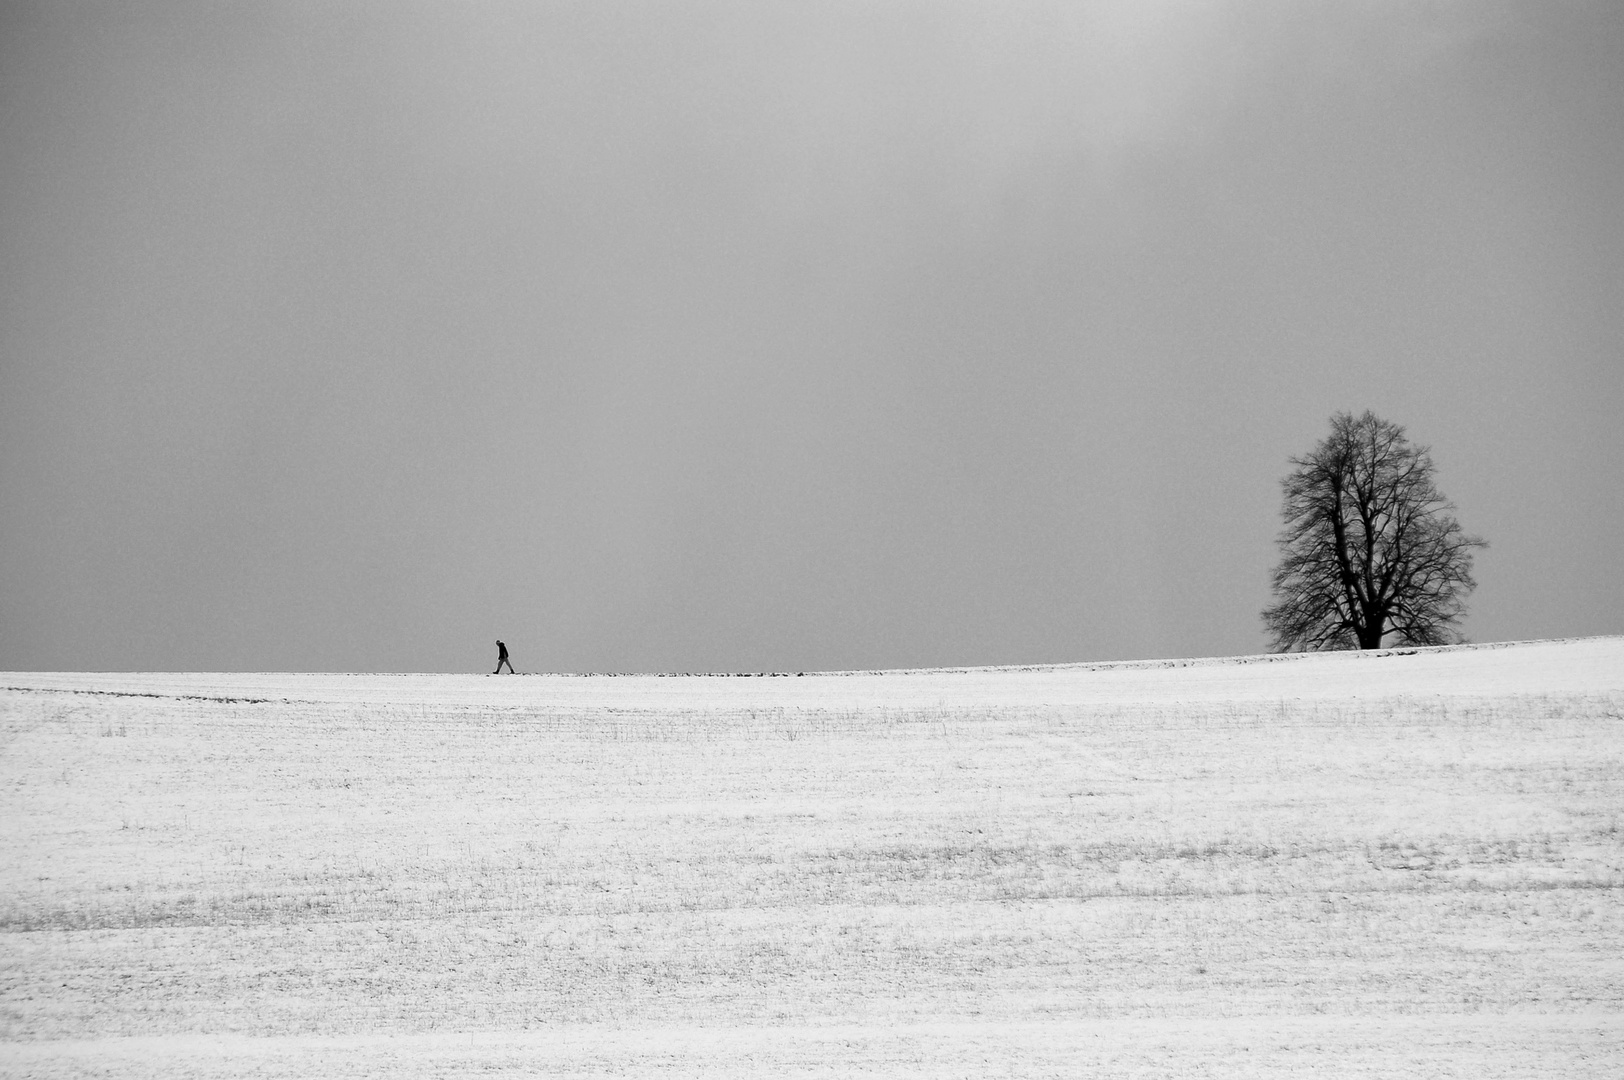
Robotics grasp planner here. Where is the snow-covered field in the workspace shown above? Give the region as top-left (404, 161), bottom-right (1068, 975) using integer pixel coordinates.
top-left (3, 638), bottom-right (1621, 1077)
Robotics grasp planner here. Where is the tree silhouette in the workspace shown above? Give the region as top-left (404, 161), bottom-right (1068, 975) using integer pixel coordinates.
top-left (1263, 411), bottom-right (1485, 651)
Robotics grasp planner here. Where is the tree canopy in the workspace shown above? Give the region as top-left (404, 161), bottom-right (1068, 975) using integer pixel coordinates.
top-left (1263, 411), bottom-right (1485, 651)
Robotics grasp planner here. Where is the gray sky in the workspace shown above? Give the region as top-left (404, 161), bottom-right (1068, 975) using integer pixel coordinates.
top-left (3, 1), bottom-right (1621, 673)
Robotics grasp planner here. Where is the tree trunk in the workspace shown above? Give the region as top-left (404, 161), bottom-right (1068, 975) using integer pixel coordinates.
top-left (1358, 619), bottom-right (1384, 650)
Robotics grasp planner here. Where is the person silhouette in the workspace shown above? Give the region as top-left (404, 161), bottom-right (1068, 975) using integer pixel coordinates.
top-left (493, 640), bottom-right (514, 674)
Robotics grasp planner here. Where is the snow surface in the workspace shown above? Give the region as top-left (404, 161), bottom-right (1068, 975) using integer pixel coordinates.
top-left (3, 637), bottom-right (1621, 1077)
top-left (6, 634), bottom-right (1619, 707)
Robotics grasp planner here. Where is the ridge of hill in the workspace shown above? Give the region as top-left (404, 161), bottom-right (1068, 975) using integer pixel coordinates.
top-left (2, 635), bottom-right (1619, 708)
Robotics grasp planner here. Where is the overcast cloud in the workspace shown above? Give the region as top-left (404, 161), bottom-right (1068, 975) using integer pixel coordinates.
top-left (2, 1), bottom-right (1620, 672)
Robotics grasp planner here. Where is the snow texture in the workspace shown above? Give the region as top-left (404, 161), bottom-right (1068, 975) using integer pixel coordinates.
top-left (3, 637), bottom-right (1622, 1077)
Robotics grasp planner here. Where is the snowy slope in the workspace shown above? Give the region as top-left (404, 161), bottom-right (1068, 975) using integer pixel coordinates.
top-left (5, 635), bottom-right (1619, 708)
top-left (2, 637), bottom-right (1621, 1078)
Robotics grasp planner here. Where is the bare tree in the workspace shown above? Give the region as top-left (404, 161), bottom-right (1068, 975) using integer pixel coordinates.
top-left (1263, 411), bottom-right (1485, 651)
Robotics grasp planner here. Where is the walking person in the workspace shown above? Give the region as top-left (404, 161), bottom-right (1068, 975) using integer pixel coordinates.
top-left (493, 640), bottom-right (514, 674)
